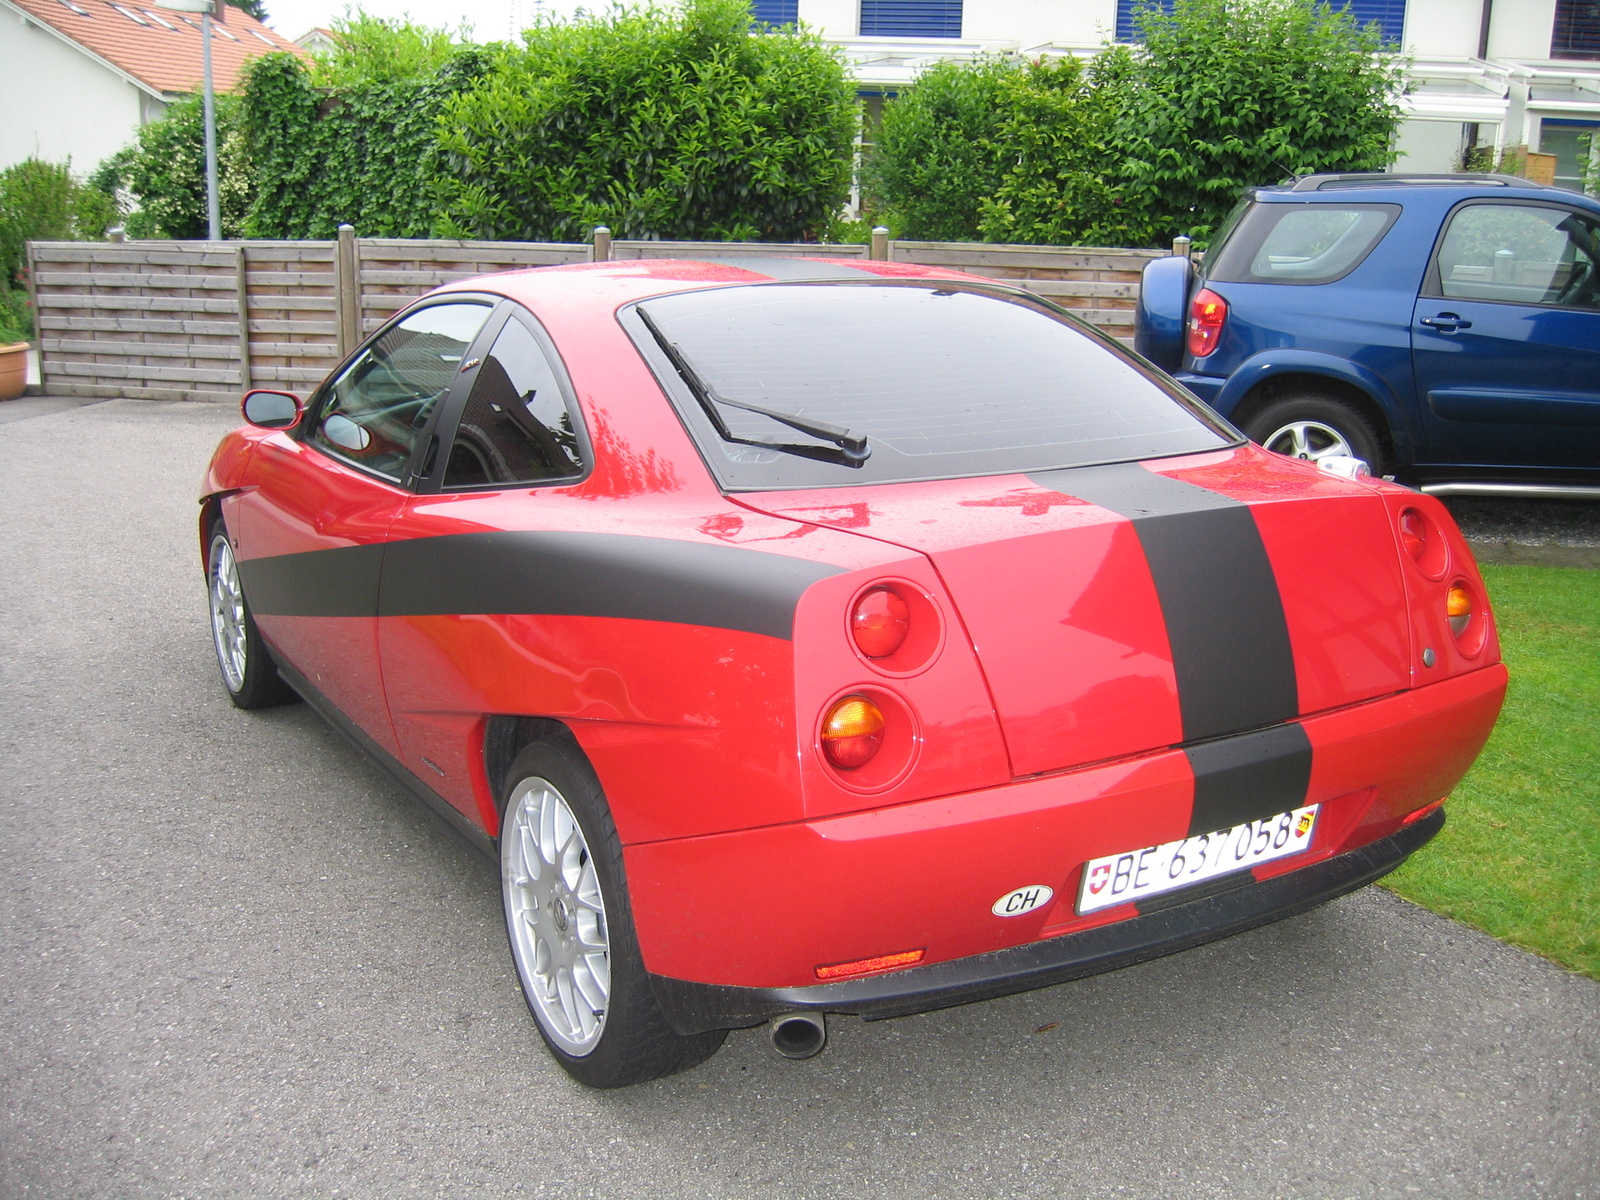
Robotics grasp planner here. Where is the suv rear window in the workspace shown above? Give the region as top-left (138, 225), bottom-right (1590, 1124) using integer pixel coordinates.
top-left (1206, 203), bottom-right (1399, 285)
top-left (629, 282), bottom-right (1234, 491)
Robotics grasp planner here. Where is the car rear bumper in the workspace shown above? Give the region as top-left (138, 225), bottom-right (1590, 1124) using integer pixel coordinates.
top-left (648, 807), bottom-right (1443, 1033)
top-left (627, 663), bottom-right (1504, 1020)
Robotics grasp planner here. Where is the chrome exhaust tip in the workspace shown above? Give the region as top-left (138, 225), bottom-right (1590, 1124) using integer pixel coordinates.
top-left (769, 1012), bottom-right (827, 1060)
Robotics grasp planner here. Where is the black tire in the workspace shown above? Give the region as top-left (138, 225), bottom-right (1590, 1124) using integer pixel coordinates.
top-left (498, 735), bottom-right (727, 1088)
top-left (1242, 394), bottom-right (1385, 475)
top-left (205, 516), bottom-right (298, 710)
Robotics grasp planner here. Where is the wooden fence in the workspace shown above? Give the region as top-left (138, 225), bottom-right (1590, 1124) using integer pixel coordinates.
top-left (25, 229), bottom-right (1166, 403)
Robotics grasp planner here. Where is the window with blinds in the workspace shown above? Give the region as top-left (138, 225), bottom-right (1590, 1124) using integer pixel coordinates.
top-left (1553, 0), bottom-right (1600, 58)
top-left (859, 0), bottom-right (962, 38)
top-left (751, 0), bottom-right (799, 25)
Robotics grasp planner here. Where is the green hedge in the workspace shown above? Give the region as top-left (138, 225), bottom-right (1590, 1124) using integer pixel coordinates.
top-left (0, 159), bottom-right (115, 341)
top-left (242, 50), bottom-right (489, 239)
top-left (228, 0), bottom-right (855, 242)
top-left (870, 0), bottom-right (1402, 247)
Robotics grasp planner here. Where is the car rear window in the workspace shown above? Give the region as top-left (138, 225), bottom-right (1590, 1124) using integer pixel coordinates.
top-left (1206, 203), bottom-right (1399, 285)
top-left (629, 282), bottom-right (1234, 491)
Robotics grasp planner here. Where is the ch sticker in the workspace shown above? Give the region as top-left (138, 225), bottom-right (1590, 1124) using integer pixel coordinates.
top-left (992, 885), bottom-right (1054, 917)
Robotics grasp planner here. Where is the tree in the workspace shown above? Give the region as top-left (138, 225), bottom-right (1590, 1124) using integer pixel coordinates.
top-left (868, 0), bottom-right (1404, 247)
top-left (1112, 0), bottom-right (1403, 245)
top-left (435, 0), bottom-right (856, 242)
top-left (864, 57), bottom-right (1016, 242)
top-left (225, 0), bottom-right (268, 21)
top-left (0, 159), bottom-right (115, 340)
top-left (95, 94), bottom-right (254, 238)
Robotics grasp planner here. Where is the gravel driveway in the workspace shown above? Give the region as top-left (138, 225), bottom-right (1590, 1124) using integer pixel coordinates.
top-left (1, 398), bottom-right (1595, 1200)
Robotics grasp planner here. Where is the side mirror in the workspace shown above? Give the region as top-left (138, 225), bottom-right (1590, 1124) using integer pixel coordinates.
top-left (322, 413), bottom-right (372, 452)
top-left (242, 389), bottom-right (303, 430)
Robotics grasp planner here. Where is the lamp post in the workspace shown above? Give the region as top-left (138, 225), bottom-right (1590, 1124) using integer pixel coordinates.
top-left (155, 0), bottom-right (222, 241)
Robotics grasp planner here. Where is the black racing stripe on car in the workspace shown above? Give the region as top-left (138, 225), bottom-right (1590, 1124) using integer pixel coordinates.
top-left (1028, 461), bottom-right (1299, 743)
top-left (237, 541), bottom-right (385, 619)
top-left (237, 530), bottom-right (846, 640)
top-left (1181, 721), bottom-right (1314, 838)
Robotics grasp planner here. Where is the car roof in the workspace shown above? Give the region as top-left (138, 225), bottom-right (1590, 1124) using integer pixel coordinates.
top-left (428, 256), bottom-right (986, 316)
top-left (1248, 173), bottom-right (1600, 212)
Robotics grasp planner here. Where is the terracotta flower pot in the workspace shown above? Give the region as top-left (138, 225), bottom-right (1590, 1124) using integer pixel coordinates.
top-left (0, 341), bottom-right (29, 402)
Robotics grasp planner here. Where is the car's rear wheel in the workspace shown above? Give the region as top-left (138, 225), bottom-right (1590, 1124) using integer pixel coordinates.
top-left (1243, 395), bottom-right (1385, 475)
top-left (206, 518), bottom-right (297, 710)
top-left (499, 737), bottom-right (726, 1088)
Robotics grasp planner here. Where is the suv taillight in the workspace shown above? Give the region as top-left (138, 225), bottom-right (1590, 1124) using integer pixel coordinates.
top-left (1187, 288), bottom-right (1228, 358)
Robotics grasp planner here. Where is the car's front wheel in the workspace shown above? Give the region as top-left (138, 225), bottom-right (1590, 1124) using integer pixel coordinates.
top-left (1243, 394), bottom-right (1385, 475)
top-left (499, 737), bottom-right (726, 1088)
top-left (206, 519), bottom-right (297, 710)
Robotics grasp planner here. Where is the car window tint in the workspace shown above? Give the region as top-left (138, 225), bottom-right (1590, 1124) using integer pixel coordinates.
top-left (442, 318), bottom-right (585, 489)
top-left (310, 302), bottom-right (491, 482)
top-left (1435, 204), bottom-right (1600, 310)
top-left (633, 282), bottom-right (1233, 490)
top-left (1206, 204), bottom-right (1398, 285)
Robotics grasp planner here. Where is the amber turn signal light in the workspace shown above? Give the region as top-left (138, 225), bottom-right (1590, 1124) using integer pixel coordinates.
top-left (1447, 581), bottom-right (1472, 637)
top-left (851, 587), bottom-right (911, 659)
top-left (821, 695), bottom-right (885, 769)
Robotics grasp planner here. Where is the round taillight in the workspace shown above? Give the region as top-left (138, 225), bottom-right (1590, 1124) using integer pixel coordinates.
top-left (1447, 581), bottom-right (1473, 638)
top-left (821, 695), bottom-right (885, 769)
top-left (851, 587), bottom-right (911, 659)
top-left (1400, 509), bottom-right (1428, 561)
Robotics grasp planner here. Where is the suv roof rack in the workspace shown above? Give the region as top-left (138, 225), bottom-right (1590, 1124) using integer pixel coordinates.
top-left (1286, 173), bottom-right (1555, 192)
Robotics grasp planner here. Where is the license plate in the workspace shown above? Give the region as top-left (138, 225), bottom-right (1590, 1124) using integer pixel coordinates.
top-left (1076, 805), bottom-right (1319, 915)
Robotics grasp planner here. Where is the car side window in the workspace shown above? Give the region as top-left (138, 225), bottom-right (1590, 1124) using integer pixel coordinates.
top-left (1434, 204), bottom-right (1600, 310)
top-left (441, 316), bottom-right (585, 489)
top-left (309, 302), bottom-right (492, 482)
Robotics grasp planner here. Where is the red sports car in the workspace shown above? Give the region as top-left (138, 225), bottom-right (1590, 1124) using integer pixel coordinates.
top-left (201, 258), bottom-right (1506, 1088)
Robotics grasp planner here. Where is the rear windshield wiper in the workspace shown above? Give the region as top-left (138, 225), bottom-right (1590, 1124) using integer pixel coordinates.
top-left (637, 308), bottom-right (870, 467)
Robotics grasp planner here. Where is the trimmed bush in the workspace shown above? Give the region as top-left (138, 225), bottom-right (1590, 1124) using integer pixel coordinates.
top-left (436, 0), bottom-right (857, 242)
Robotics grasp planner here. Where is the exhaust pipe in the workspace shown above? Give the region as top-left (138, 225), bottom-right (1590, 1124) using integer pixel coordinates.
top-left (769, 1012), bottom-right (827, 1060)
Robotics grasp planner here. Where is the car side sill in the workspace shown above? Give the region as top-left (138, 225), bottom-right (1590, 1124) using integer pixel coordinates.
top-left (274, 661), bottom-right (499, 864)
top-left (1421, 482), bottom-right (1600, 500)
top-left (646, 809), bottom-right (1444, 1035)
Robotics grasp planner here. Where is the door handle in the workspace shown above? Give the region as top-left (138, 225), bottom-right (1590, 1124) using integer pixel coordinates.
top-left (1419, 313), bottom-right (1472, 333)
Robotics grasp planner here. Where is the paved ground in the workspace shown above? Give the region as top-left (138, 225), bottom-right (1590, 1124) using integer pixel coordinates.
top-left (1, 399), bottom-right (1595, 1200)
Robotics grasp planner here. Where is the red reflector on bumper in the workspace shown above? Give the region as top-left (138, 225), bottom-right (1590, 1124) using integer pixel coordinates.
top-left (1402, 798), bottom-right (1446, 826)
top-left (815, 948), bottom-right (926, 981)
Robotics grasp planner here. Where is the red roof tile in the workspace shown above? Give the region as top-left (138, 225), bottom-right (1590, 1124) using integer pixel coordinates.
top-left (7, 0), bottom-right (311, 95)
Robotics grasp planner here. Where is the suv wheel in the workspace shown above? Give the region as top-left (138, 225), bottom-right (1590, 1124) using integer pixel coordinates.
top-left (1243, 395), bottom-right (1384, 474)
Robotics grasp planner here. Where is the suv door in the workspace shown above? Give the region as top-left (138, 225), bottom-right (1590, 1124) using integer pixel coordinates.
top-left (231, 299), bottom-right (495, 755)
top-left (1412, 200), bottom-right (1600, 472)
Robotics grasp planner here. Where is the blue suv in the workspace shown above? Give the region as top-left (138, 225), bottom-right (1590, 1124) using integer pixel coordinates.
top-left (1135, 174), bottom-right (1600, 498)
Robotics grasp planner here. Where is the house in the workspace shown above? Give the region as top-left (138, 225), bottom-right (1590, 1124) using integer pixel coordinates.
top-left (777, 0), bottom-right (1600, 186)
top-left (0, 0), bottom-right (308, 174)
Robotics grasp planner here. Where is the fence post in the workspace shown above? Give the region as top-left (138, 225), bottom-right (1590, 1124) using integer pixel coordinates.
top-left (108, 227), bottom-right (126, 244)
top-left (24, 241), bottom-right (43, 392)
top-left (235, 243), bottom-right (253, 392)
top-left (592, 226), bottom-right (612, 262)
top-left (1171, 235), bottom-right (1192, 260)
top-left (870, 226), bottom-right (890, 261)
top-left (336, 224), bottom-right (360, 357)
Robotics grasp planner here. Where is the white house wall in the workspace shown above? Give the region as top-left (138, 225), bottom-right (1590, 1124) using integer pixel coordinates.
top-left (1404, 0), bottom-right (1484, 57)
top-left (1486, 0), bottom-right (1560, 58)
top-left (0, 7), bottom-right (155, 173)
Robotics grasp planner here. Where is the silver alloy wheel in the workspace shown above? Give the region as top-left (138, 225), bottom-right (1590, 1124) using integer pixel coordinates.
top-left (1262, 419), bottom-right (1355, 465)
top-left (208, 533), bottom-right (248, 693)
top-left (502, 776), bottom-right (611, 1055)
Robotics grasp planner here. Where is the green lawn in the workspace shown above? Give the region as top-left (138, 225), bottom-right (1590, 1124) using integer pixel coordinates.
top-left (1383, 564), bottom-right (1600, 979)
